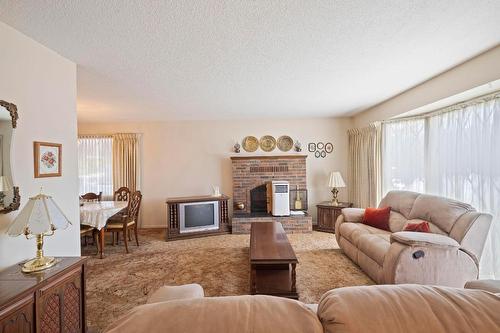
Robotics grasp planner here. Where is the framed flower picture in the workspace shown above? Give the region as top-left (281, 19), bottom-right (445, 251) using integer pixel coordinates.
top-left (34, 141), bottom-right (62, 178)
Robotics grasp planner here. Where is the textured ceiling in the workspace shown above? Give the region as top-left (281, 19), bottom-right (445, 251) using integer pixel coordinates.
top-left (1, 1), bottom-right (499, 122)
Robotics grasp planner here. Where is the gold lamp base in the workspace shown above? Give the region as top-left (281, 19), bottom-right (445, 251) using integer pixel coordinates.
top-left (331, 187), bottom-right (340, 206)
top-left (21, 233), bottom-right (56, 273)
top-left (22, 256), bottom-right (56, 273)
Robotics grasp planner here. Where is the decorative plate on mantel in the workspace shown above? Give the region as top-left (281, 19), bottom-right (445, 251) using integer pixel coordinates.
top-left (277, 135), bottom-right (293, 152)
top-left (259, 135), bottom-right (277, 152)
top-left (242, 136), bottom-right (259, 152)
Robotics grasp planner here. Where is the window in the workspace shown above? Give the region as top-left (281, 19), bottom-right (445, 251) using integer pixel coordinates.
top-left (78, 136), bottom-right (113, 199)
top-left (381, 93), bottom-right (500, 279)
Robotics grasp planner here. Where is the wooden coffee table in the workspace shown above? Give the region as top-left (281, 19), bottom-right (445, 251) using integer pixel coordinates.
top-left (249, 222), bottom-right (298, 299)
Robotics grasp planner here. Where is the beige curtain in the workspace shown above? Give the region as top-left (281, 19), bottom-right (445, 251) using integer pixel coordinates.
top-left (347, 123), bottom-right (381, 208)
top-left (112, 133), bottom-right (140, 192)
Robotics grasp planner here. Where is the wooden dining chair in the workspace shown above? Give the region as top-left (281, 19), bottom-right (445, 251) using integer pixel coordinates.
top-left (113, 187), bottom-right (131, 202)
top-left (80, 191), bottom-right (102, 202)
top-left (109, 187), bottom-right (131, 243)
top-left (80, 225), bottom-right (99, 254)
top-left (104, 191), bottom-right (142, 253)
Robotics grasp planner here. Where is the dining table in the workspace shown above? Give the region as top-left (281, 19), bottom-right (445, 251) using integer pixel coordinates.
top-left (80, 201), bottom-right (128, 258)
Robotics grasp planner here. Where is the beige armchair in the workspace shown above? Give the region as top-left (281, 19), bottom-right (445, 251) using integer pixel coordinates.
top-left (335, 190), bottom-right (492, 287)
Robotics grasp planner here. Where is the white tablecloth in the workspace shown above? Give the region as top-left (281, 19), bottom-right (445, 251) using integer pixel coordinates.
top-left (80, 201), bottom-right (128, 230)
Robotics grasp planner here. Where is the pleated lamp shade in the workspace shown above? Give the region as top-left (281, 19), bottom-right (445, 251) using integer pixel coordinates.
top-left (7, 193), bottom-right (71, 236)
top-left (328, 171), bottom-right (346, 188)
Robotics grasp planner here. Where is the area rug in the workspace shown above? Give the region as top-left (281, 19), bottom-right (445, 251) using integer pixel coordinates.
top-left (82, 229), bottom-right (373, 332)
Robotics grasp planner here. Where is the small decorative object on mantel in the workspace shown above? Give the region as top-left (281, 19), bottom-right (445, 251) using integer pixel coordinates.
top-left (7, 189), bottom-right (71, 272)
top-left (308, 141), bottom-right (334, 158)
top-left (259, 135), bottom-right (276, 152)
top-left (233, 142), bottom-right (241, 153)
top-left (294, 140), bottom-right (302, 152)
top-left (34, 141), bottom-right (62, 177)
top-left (212, 185), bottom-right (221, 197)
top-left (277, 135), bottom-right (294, 152)
top-left (242, 136), bottom-right (259, 152)
top-left (235, 202), bottom-right (245, 210)
top-left (328, 171), bottom-right (346, 206)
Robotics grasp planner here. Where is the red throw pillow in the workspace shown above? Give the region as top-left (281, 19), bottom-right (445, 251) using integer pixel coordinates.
top-left (403, 221), bottom-right (431, 233)
top-left (362, 207), bottom-right (391, 231)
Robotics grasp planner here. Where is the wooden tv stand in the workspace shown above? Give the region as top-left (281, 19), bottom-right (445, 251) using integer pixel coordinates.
top-left (166, 195), bottom-right (230, 241)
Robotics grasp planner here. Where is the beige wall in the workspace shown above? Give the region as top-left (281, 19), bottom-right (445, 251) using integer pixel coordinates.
top-left (79, 117), bottom-right (352, 227)
top-left (353, 45), bottom-right (500, 126)
top-left (0, 22), bottom-right (79, 269)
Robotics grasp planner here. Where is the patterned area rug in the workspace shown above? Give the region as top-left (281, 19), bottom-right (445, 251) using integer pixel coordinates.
top-left (82, 229), bottom-right (373, 332)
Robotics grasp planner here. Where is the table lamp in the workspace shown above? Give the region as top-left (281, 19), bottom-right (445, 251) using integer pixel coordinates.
top-left (7, 190), bottom-right (71, 273)
top-left (328, 171), bottom-right (346, 206)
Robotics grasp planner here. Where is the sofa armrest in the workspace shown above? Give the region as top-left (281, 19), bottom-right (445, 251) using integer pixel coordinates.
top-left (147, 283), bottom-right (205, 304)
top-left (465, 280), bottom-right (500, 294)
top-left (390, 232), bottom-right (460, 249)
top-left (341, 208), bottom-right (365, 222)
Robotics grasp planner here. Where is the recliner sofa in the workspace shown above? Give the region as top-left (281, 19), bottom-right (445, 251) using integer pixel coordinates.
top-left (335, 190), bottom-right (492, 287)
top-left (106, 283), bottom-right (500, 333)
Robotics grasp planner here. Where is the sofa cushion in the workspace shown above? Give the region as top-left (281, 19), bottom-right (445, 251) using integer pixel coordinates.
top-left (388, 210), bottom-right (408, 232)
top-left (318, 285), bottom-right (500, 333)
top-left (339, 223), bottom-right (391, 247)
top-left (362, 207), bottom-right (391, 231)
top-left (379, 190), bottom-right (419, 218)
top-left (403, 221), bottom-right (430, 233)
top-left (106, 295), bottom-right (323, 333)
top-left (357, 234), bottom-right (391, 265)
top-left (408, 193), bottom-right (474, 233)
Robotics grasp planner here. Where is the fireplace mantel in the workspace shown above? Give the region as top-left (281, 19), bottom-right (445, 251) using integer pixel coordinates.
top-left (230, 155), bottom-right (307, 160)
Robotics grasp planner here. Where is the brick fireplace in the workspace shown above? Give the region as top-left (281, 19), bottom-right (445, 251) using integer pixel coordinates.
top-left (231, 155), bottom-right (312, 233)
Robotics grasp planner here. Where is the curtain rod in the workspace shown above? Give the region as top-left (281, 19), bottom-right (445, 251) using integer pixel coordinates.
top-left (381, 89), bottom-right (500, 124)
top-left (78, 133), bottom-right (142, 138)
top-left (78, 134), bottom-right (112, 138)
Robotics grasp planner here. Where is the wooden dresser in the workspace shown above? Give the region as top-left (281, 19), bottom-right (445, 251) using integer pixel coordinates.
top-left (315, 202), bottom-right (353, 233)
top-left (0, 257), bottom-right (87, 333)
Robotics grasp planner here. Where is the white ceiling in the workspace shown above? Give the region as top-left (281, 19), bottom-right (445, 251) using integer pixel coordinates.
top-left (1, 1), bottom-right (499, 122)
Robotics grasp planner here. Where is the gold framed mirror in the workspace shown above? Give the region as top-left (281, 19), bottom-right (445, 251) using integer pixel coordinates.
top-left (0, 100), bottom-right (20, 213)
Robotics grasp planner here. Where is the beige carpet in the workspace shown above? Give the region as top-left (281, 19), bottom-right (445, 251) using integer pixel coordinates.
top-left (82, 229), bottom-right (373, 332)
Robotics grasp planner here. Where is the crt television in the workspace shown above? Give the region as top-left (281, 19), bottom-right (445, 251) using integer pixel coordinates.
top-left (179, 201), bottom-right (220, 233)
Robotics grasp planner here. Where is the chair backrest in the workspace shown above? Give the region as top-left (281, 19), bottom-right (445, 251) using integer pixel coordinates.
top-left (127, 191), bottom-right (142, 223)
top-left (114, 187), bottom-right (131, 202)
top-left (80, 192), bottom-right (102, 202)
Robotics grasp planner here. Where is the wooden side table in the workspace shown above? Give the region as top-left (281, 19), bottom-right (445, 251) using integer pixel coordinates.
top-left (315, 201), bottom-right (353, 233)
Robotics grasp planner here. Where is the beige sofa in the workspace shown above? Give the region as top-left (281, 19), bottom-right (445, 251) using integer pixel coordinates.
top-left (336, 190), bottom-right (492, 287)
top-left (106, 283), bottom-right (500, 333)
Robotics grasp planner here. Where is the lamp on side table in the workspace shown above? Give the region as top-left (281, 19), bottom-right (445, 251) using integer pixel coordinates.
top-left (7, 190), bottom-right (71, 273)
top-left (328, 171), bottom-right (346, 206)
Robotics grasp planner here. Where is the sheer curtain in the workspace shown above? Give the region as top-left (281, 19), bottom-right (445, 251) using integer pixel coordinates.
top-left (78, 136), bottom-right (113, 199)
top-left (381, 92), bottom-right (500, 278)
top-left (382, 119), bottom-right (425, 195)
